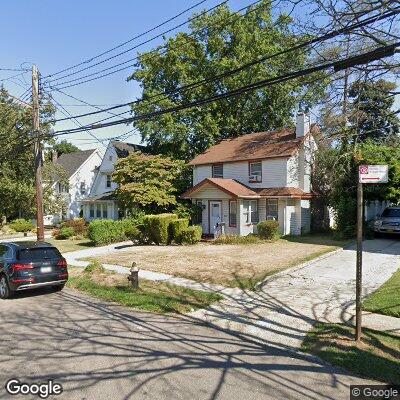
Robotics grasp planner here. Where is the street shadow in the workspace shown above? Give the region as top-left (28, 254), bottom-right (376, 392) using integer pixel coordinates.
top-left (0, 287), bottom-right (363, 400)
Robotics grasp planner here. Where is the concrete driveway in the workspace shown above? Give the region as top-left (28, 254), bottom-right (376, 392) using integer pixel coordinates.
top-left (0, 287), bottom-right (373, 400)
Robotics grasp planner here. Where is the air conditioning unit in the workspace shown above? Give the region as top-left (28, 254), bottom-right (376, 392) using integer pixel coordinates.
top-left (249, 174), bottom-right (262, 182)
top-left (266, 215), bottom-right (277, 221)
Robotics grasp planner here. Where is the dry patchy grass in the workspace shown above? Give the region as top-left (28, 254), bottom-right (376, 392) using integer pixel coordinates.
top-left (84, 234), bottom-right (349, 288)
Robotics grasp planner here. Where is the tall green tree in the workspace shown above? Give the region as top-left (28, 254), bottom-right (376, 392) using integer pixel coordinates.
top-left (129, 0), bottom-right (327, 160)
top-left (53, 139), bottom-right (80, 156)
top-left (348, 79), bottom-right (399, 142)
top-left (0, 88), bottom-right (54, 220)
top-left (113, 152), bottom-right (187, 213)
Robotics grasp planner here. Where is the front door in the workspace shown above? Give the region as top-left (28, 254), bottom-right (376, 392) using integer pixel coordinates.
top-left (209, 201), bottom-right (221, 234)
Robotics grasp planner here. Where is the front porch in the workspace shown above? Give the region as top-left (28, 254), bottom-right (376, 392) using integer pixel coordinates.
top-left (182, 178), bottom-right (312, 237)
top-left (81, 192), bottom-right (119, 221)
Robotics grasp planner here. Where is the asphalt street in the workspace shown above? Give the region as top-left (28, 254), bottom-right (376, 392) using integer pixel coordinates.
top-left (0, 286), bottom-right (373, 400)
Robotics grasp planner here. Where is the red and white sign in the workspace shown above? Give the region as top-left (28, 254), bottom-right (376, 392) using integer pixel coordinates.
top-left (359, 165), bottom-right (388, 184)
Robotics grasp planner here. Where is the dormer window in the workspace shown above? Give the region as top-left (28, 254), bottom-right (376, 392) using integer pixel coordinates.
top-left (106, 175), bottom-right (112, 188)
top-left (212, 164), bottom-right (223, 178)
top-left (249, 161), bottom-right (262, 182)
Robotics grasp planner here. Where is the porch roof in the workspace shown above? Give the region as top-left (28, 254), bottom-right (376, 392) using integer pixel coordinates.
top-left (181, 178), bottom-right (314, 200)
top-left (181, 178), bottom-right (261, 199)
top-left (255, 187), bottom-right (314, 199)
top-left (82, 192), bottom-right (117, 202)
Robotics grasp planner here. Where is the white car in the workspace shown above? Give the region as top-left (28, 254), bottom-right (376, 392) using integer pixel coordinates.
top-left (373, 206), bottom-right (400, 235)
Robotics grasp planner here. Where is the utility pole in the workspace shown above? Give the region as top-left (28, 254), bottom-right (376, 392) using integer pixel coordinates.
top-left (32, 65), bottom-right (45, 242)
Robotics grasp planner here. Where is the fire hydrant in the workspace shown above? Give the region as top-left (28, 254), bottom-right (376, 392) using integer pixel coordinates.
top-left (128, 262), bottom-right (139, 289)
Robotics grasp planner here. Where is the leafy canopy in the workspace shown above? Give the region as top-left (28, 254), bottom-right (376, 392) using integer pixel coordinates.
top-left (113, 152), bottom-right (186, 213)
top-left (349, 79), bottom-right (400, 142)
top-left (129, 0), bottom-right (327, 160)
top-left (53, 139), bottom-right (80, 156)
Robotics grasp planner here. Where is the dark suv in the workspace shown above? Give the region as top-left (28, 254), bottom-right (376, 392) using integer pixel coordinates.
top-left (0, 241), bottom-right (68, 299)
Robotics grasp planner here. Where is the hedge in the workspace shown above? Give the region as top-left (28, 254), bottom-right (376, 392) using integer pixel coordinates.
top-left (142, 214), bottom-right (178, 245)
top-left (257, 220), bottom-right (280, 241)
top-left (178, 225), bottom-right (202, 244)
top-left (88, 219), bottom-right (136, 246)
top-left (169, 218), bottom-right (189, 244)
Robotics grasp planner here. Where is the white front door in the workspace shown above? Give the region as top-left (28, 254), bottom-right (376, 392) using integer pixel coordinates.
top-left (209, 201), bottom-right (221, 234)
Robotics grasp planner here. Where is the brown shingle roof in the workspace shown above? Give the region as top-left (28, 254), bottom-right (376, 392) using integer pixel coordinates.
top-left (189, 127), bottom-right (311, 166)
top-left (181, 178), bottom-right (260, 199)
top-left (111, 140), bottom-right (146, 158)
top-left (255, 187), bottom-right (314, 199)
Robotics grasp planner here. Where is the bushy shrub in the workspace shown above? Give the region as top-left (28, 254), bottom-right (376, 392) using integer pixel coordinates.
top-left (88, 219), bottom-right (127, 246)
top-left (57, 227), bottom-right (74, 239)
top-left (257, 220), bottom-right (280, 241)
top-left (213, 234), bottom-right (264, 245)
top-left (178, 225), bottom-right (202, 244)
top-left (169, 218), bottom-right (189, 244)
top-left (61, 218), bottom-right (88, 237)
top-left (125, 225), bottom-right (140, 242)
top-left (142, 214), bottom-right (178, 245)
top-left (84, 260), bottom-right (105, 274)
top-left (10, 219), bottom-right (34, 235)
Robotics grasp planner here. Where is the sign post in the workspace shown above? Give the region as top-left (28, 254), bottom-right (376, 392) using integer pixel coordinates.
top-left (356, 165), bottom-right (388, 342)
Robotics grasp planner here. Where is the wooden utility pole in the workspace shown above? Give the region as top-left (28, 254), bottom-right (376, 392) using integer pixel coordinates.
top-left (32, 65), bottom-right (45, 242)
top-left (355, 179), bottom-right (363, 342)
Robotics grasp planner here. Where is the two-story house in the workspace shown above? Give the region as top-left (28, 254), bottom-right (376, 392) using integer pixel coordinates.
top-left (82, 140), bottom-right (145, 221)
top-left (181, 113), bottom-right (317, 236)
top-left (45, 149), bottom-right (102, 224)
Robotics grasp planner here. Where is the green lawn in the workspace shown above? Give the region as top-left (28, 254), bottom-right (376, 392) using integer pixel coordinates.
top-left (363, 269), bottom-right (400, 318)
top-left (302, 322), bottom-right (400, 384)
top-left (67, 266), bottom-right (222, 314)
top-left (47, 238), bottom-right (94, 253)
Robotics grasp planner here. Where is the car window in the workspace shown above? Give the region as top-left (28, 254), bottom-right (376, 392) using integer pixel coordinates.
top-left (17, 247), bottom-right (61, 261)
top-left (382, 209), bottom-right (400, 218)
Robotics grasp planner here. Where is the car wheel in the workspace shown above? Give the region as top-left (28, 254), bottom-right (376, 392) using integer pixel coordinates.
top-left (0, 275), bottom-right (11, 299)
top-left (53, 284), bottom-right (65, 292)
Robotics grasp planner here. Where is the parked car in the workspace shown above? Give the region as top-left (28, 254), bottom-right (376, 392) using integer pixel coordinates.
top-left (0, 241), bottom-right (68, 299)
top-left (373, 206), bottom-right (400, 236)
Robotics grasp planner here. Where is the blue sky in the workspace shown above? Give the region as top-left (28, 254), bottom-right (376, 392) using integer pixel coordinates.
top-left (1, 0), bottom-right (398, 152)
top-left (0, 0), bottom-right (253, 151)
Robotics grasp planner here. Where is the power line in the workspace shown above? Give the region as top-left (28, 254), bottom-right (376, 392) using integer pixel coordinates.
top-left (49, 7), bottom-right (400, 124)
top-left (45, 0), bottom-right (229, 84)
top-left (45, 0), bottom-right (265, 89)
top-left (50, 42), bottom-right (400, 137)
top-left (45, 0), bottom-right (210, 79)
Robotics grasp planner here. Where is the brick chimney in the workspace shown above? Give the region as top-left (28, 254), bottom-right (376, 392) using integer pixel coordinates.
top-left (296, 112), bottom-right (311, 138)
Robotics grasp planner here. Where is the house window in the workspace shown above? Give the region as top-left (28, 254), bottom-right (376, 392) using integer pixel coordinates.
top-left (89, 204), bottom-right (95, 218)
top-left (195, 200), bottom-right (203, 224)
top-left (229, 201), bottom-right (237, 227)
top-left (266, 198), bottom-right (278, 220)
top-left (102, 204), bottom-right (108, 219)
top-left (249, 161), bottom-right (262, 182)
top-left (109, 155), bottom-right (113, 162)
top-left (96, 205), bottom-right (101, 218)
top-left (212, 164), bottom-right (223, 178)
top-left (106, 175), bottom-right (112, 188)
top-left (243, 200), bottom-right (258, 224)
top-left (80, 182), bottom-right (86, 195)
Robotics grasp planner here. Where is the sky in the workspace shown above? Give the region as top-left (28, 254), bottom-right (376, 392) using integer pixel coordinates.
top-left (1, 0), bottom-right (398, 153)
top-left (0, 0), bottom-right (254, 152)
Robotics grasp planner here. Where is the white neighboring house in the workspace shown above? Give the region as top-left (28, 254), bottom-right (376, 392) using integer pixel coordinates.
top-left (82, 140), bottom-right (145, 221)
top-left (181, 113), bottom-right (318, 236)
top-left (44, 149), bottom-right (102, 225)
